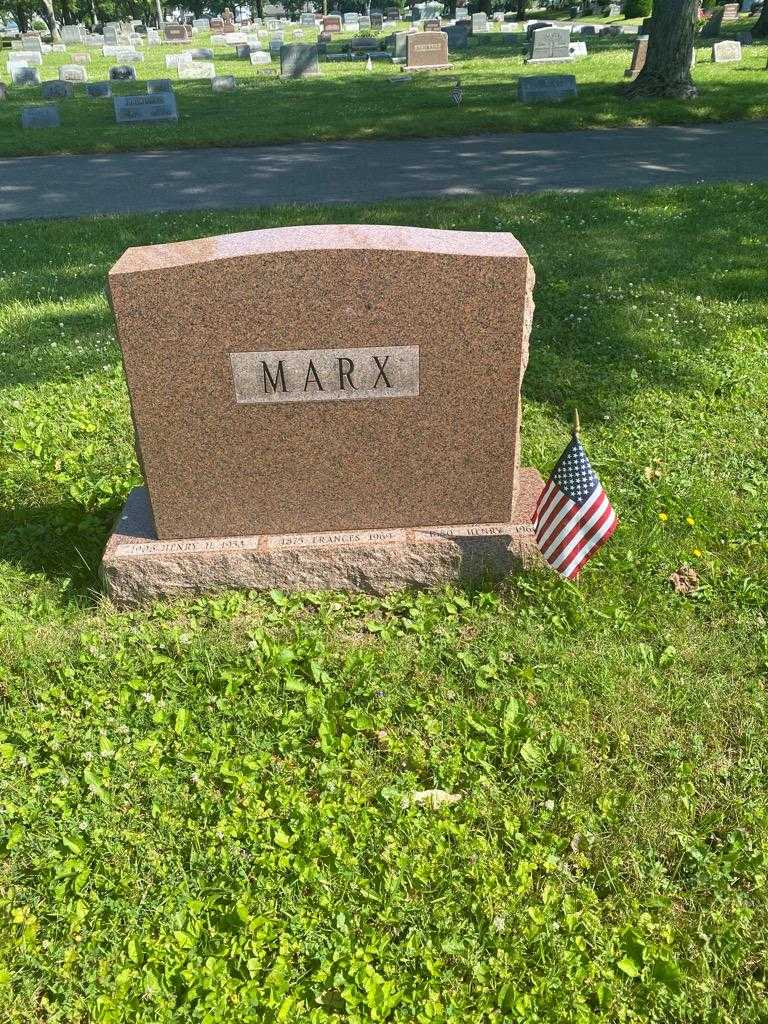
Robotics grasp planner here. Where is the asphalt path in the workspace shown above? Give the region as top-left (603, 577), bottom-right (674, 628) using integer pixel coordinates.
top-left (1, 119), bottom-right (766, 221)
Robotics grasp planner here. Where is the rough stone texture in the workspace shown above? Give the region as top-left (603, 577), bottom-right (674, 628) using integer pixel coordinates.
top-left (101, 468), bottom-right (544, 605)
top-left (107, 224), bottom-right (535, 541)
top-left (624, 35), bottom-right (648, 79)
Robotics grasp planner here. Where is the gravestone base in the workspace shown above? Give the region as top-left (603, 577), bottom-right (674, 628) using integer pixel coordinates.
top-left (525, 54), bottom-right (576, 64)
top-left (101, 468), bottom-right (544, 606)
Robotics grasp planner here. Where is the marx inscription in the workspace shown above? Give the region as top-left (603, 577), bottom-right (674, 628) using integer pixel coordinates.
top-left (229, 345), bottom-right (420, 404)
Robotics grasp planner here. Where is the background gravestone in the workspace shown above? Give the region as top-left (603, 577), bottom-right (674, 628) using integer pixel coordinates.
top-left (105, 224), bottom-right (537, 545)
top-left (700, 8), bottom-right (724, 37)
top-left (445, 24), bottom-right (469, 49)
top-left (280, 43), bottom-right (321, 77)
top-left (406, 30), bottom-right (450, 70)
top-left (113, 92), bottom-right (178, 122)
top-left (179, 60), bottom-right (216, 78)
top-left (60, 64), bottom-right (88, 82)
top-left (12, 67), bottom-right (41, 86)
top-left (624, 34), bottom-right (648, 78)
top-left (518, 74), bottom-right (577, 102)
top-left (42, 80), bottom-right (74, 98)
top-left (86, 81), bottom-right (112, 97)
top-left (712, 39), bottom-right (741, 61)
top-left (527, 26), bottom-right (573, 63)
top-left (212, 74), bottom-right (236, 91)
top-left (471, 12), bottom-right (487, 32)
top-left (22, 104), bottom-right (61, 128)
top-left (110, 65), bottom-right (137, 81)
top-left (147, 78), bottom-right (173, 92)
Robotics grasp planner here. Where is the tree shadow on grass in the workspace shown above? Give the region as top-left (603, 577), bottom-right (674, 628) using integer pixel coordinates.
top-left (0, 499), bottom-right (121, 603)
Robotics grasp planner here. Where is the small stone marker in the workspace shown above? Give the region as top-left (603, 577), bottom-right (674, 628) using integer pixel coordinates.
top-left (722, 1), bottom-right (739, 18)
top-left (518, 74), bottom-right (577, 102)
top-left (471, 12), bottom-right (487, 32)
top-left (212, 74), bottom-right (236, 92)
top-left (165, 52), bottom-right (192, 68)
top-left (86, 81), bottom-right (112, 98)
top-left (109, 65), bottom-right (137, 81)
top-left (191, 47), bottom-right (214, 59)
top-left (102, 224), bottom-right (541, 602)
top-left (251, 51), bottom-right (272, 64)
top-left (300, 12), bottom-right (316, 25)
top-left (22, 104), bottom-right (61, 129)
top-left (12, 66), bottom-right (41, 86)
top-left (322, 15), bottom-right (343, 32)
top-left (72, 52), bottom-right (91, 64)
top-left (179, 60), bottom-right (216, 79)
top-left (42, 80), bottom-right (75, 98)
top-left (624, 34), bottom-right (648, 78)
top-left (147, 78), bottom-right (173, 93)
top-left (59, 64), bottom-right (88, 83)
top-left (527, 26), bottom-right (572, 63)
top-left (456, 6), bottom-right (469, 18)
top-left (235, 43), bottom-right (251, 57)
top-left (280, 43), bottom-right (321, 77)
top-left (0, 84), bottom-right (7, 102)
top-left (712, 40), bottom-right (741, 62)
top-left (62, 24), bottom-right (87, 44)
top-left (406, 30), bottom-right (450, 70)
top-left (114, 92), bottom-right (178, 122)
top-left (10, 51), bottom-right (42, 66)
top-left (371, 13), bottom-right (384, 29)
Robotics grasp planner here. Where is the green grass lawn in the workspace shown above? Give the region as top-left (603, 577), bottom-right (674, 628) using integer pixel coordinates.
top-left (0, 18), bottom-right (766, 157)
top-left (1, 184), bottom-right (768, 1021)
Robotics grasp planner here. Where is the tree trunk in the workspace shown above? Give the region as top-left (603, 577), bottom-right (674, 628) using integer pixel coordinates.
top-left (155, 0), bottom-right (163, 26)
top-left (625, 0), bottom-right (697, 100)
top-left (753, 4), bottom-right (768, 37)
top-left (516, 0), bottom-right (527, 21)
top-left (41, 0), bottom-right (62, 41)
top-left (14, 4), bottom-right (29, 30)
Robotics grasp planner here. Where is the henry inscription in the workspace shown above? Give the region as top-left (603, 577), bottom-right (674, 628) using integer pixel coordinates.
top-left (229, 345), bottom-right (420, 404)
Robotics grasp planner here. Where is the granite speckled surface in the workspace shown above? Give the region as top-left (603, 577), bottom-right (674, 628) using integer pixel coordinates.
top-left (100, 467), bottom-right (544, 605)
top-left (107, 224), bottom-right (535, 540)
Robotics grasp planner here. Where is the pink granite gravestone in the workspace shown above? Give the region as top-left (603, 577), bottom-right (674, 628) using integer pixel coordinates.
top-left (102, 224), bottom-right (541, 602)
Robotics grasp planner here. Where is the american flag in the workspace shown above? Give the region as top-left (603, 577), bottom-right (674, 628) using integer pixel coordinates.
top-left (532, 433), bottom-right (617, 579)
top-left (450, 79), bottom-right (463, 105)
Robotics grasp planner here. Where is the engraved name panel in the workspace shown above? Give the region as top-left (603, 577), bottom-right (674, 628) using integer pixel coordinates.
top-left (230, 345), bottom-right (420, 404)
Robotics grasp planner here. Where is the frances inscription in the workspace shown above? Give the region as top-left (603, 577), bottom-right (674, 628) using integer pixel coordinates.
top-left (229, 345), bottom-right (420, 404)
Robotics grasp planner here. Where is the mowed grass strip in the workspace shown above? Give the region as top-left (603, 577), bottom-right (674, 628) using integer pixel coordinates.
top-left (0, 185), bottom-right (767, 1021)
top-left (0, 19), bottom-right (766, 157)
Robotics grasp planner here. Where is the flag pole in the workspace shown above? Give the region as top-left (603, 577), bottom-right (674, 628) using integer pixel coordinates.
top-left (572, 408), bottom-right (580, 437)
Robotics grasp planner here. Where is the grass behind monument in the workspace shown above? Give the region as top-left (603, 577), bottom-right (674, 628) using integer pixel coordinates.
top-left (0, 28), bottom-right (767, 157)
top-left (1, 184), bottom-right (767, 1021)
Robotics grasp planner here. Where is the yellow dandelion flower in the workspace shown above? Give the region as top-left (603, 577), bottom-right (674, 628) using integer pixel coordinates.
top-left (686, 516), bottom-right (695, 526)
top-left (693, 549), bottom-right (702, 557)
top-left (658, 512), bottom-right (668, 522)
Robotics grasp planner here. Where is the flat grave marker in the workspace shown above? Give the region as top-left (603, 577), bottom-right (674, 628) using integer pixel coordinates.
top-left (280, 43), bottom-right (321, 77)
top-left (21, 104), bottom-right (60, 128)
top-left (113, 91), bottom-right (178, 122)
top-left (518, 73), bottom-right (577, 102)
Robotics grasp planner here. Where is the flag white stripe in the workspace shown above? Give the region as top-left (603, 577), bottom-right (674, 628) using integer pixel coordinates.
top-left (561, 508), bottom-right (617, 579)
top-left (541, 487), bottom-right (604, 562)
top-left (534, 480), bottom-right (556, 517)
top-left (533, 483), bottom-right (563, 533)
top-left (536, 493), bottom-right (576, 548)
top-left (550, 492), bottom-right (609, 570)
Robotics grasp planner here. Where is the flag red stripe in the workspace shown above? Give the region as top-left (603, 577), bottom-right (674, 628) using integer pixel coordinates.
top-left (561, 511), bottom-right (618, 579)
top-left (533, 482), bottom-right (562, 531)
top-left (533, 480), bottom-right (556, 519)
top-left (547, 491), bottom-right (609, 569)
top-left (536, 492), bottom-right (575, 547)
top-left (542, 488), bottom-right (604, 564)
top-left (556, 502), bottom-right (615, 577)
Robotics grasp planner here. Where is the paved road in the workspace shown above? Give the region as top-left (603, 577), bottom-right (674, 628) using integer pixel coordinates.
top-left (1, 120), bottom-right (766, 222)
